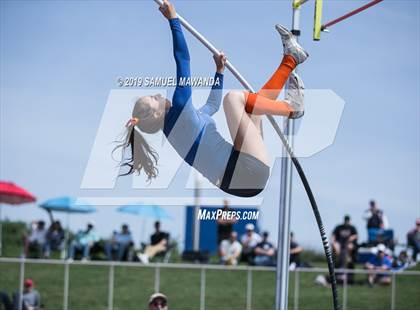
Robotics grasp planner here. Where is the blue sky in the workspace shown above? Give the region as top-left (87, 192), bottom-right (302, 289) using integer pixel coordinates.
top-left (1, 0), bottom-right (419, 250)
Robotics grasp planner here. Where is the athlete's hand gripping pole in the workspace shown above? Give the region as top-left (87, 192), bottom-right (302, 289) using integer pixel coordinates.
top-left (153, 0), bottom-right (256, 93)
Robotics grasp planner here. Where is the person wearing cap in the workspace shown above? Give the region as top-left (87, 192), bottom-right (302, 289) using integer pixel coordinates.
top-left (219, 231), bottom-right (242, 265)
top-left (407, 218), bottom-right (420, 262)
top-left (365, 244), bottom-right (392, 286)
top-left (240, 223), bottom-right (262, 264)
top-left (67, 222), bottom-right (99, 261)
top-left (254, 231), bottom-right (276, 266)
top-left (148, 293), bottom-right (168, 310)
top-left (7, 279), bottom-right (42, 310)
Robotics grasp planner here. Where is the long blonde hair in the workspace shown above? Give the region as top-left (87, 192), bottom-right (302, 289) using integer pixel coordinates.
top-left (113, 97), bottom-right (163, 181)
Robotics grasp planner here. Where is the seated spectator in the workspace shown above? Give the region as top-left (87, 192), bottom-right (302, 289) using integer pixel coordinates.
top-left (151, 221), bottom-right (169, 246)
top-left (254, 231), bottom-right (276, 266)
top-left (45, 220), bottom-right (65, 258)
top-left (332, 215), bottom-right (358, 284)
top-left (407, 218), bottom-right (420, 262)
top-left (217, 200), bottom-right (237, 245)
top-left (290, 232), bottom-right (303, 270)
top-left (105, 224), bottom-right (134, 261)
top-left (67, 221), bottom-right (99, 261)
top-left (331, 215), bottom-right (358, 269)
top-left (137, 221), bottom-right (170, 264)
top-left (219, 231), bottom-right (242, 266)
top-left (392, 250), bottom-right (410, 271)
top-left (365, 244), bottom-right (392, 286)
top-left (0, 291), bottom-right (12, 310)
top-left (13, 279), bottom-right (43, 310)
top-left (23, 221), bottom-right (47, 258)
top-left (240, 223), bottom-right (261, 264)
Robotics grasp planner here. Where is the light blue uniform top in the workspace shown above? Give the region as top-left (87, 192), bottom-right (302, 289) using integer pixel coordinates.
top-left (163, 18), bottom-right (233, 185)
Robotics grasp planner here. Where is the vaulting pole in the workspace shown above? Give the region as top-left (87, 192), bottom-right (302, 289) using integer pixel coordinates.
top-left (152, 1), bottom-right (339, 309)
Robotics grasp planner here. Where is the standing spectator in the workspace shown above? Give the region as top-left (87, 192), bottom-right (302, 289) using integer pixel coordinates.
top-left (365, 244), bottom-right (392, 286)
top-left (67, 222), bottom-right (99, 261)
top-left (407, 218), bottom-right (420, 262)
top-left (45, 221), bottom-right (65, 258)
top-left (331, 215), bottom-right (358, 269)
top-left (254, 231), bottom-right (276, 266)
top-left (240, 223), bottom-right (261, 264)
top-left (148, 293), bottom-right (168, 310)
top-left (217, 200), bottom-right (237, 244)
top-left (23, 221), bottom-right (47, 258)
top-left (219, 231), bottom-right (242, 265)
top-left (105, 224), bottom-right (133, 261)
top-left (13, 279), bottom-right (41, 310)
top-left (290, 232), bottom-right (303, 269)
top-left (364, 200), bottom-right (393, 247)
top-left (364, 200), bottom-right (389, 229)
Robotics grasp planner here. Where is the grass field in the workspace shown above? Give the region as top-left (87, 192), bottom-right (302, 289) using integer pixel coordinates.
top-left (1, 260), bottom-right (420, 310)
top-left (1, 222), bottom-right (420, 310)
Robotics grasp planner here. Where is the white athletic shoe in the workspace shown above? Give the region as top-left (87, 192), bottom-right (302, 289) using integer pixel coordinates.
top-left (285, 71), bottom-right (305, 119)
top-left (315, 274), bottom-right (328, 287)
top-left (137, 253), bottom-right (149, 264)
top-left (275, 24), bottom-right (309, 64)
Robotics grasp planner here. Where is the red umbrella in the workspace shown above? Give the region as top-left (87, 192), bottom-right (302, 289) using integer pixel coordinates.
top-left (0, 181), bottom-right (36, 256)
top-left (0, 181), bottom-right (36, 204)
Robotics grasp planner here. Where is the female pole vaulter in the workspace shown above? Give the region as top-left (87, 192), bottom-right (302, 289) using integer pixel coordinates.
top-left (115, 0), bottom-right (308, 197)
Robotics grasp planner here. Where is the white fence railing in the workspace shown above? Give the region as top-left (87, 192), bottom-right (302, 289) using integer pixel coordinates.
top-left (0, 258), bottom-right (419, 310)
